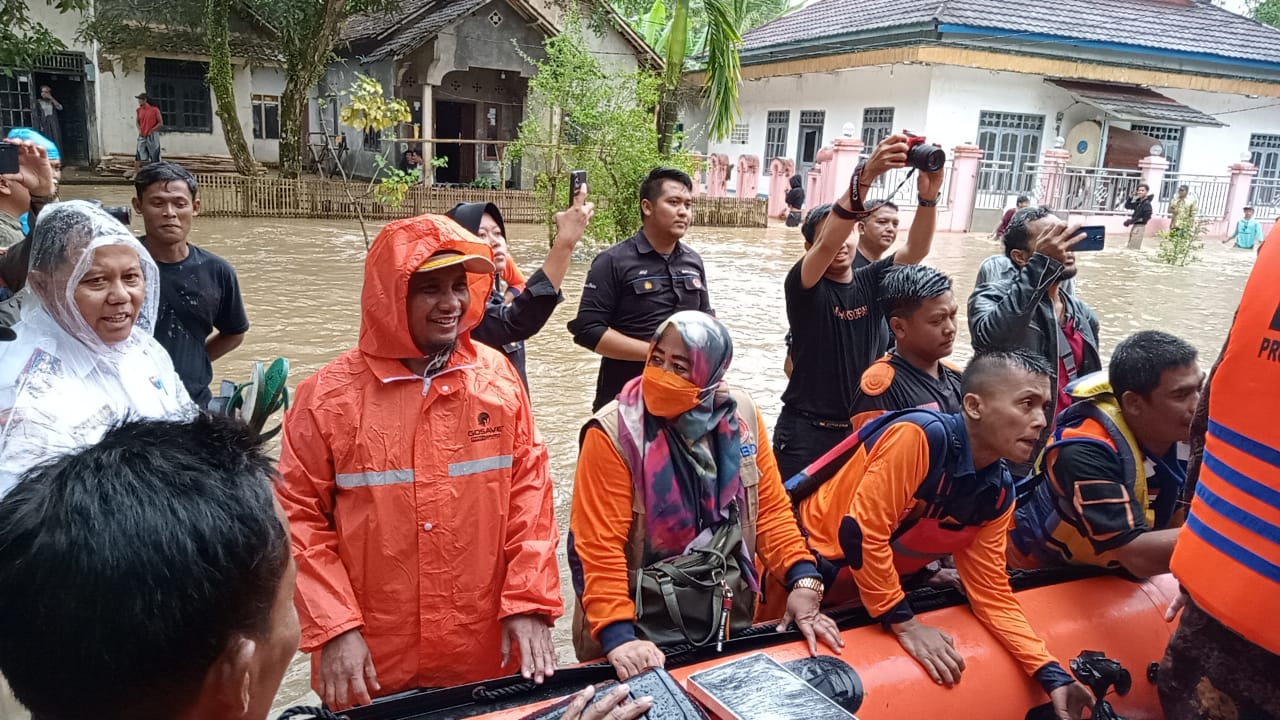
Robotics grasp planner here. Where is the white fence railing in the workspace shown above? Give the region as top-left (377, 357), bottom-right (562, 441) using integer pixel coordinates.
top-left (1024, 164), bottom-right (1144, 215)
top-left (1157, 173), bottom-right (1231, 220)
top-left (865, 163), bottom-right (954, 209)
top-left (1250, 176), bottom-right (1280, 221)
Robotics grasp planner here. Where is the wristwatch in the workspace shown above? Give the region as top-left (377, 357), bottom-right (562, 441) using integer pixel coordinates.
top-left (791, 576), bottom-right (825, 603)
top-left (918, 193), bottom-right (941, 207)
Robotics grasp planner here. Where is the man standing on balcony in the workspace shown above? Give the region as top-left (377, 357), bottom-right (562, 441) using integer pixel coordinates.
top-left (1124, 183), bottom-right (1153, 250)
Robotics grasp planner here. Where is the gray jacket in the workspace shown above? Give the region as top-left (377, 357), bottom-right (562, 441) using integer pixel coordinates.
top-left (968, 252), bottom-right (1101, 423)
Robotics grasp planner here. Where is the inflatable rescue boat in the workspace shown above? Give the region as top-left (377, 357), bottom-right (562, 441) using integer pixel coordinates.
top-left (336, 569), bottom-right (1178, 720)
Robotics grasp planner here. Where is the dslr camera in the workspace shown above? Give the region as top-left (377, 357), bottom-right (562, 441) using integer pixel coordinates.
top-left (86, 199), bottom-right (132, 227)
top-left (903, 131), bottom-right (946, 173)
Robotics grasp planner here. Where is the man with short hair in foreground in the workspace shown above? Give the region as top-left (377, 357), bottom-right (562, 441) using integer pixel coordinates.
top-left (1010, 331), bottom-right (1201, 577)
top-left (0, 415), bottom-right (299, 720)
top-left (795, 350), bottom-right (1094, 719)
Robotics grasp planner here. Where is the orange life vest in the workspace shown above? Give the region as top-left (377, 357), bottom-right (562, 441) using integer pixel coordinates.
top-left (1169, 228), bottom-right (1280, 656)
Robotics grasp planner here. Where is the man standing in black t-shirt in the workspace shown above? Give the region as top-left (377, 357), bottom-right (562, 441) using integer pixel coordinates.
top-left (773, 134), bottom-right (942, 481)
top-left (134, 162), bottom-right (249, 407)
top-left (849, 264), bottom-right (963, 430)
top-left (568, 167), bottom-right (711, 411)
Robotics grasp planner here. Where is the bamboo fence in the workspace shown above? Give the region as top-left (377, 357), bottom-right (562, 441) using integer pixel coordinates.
top-left (194, 174), bottom-right (767, 227)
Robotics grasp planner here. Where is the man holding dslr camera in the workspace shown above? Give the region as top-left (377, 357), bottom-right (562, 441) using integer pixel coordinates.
top-left (773, 132), bottom-right (944, 481)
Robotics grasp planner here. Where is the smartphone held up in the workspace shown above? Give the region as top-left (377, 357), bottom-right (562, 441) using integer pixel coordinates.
top-left (1074, 226), bottom-right (1107, 252)
top-left (569, 170), bottom-right (587, 205)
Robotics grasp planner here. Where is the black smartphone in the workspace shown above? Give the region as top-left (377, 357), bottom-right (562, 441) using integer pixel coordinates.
top-left (1075, 225), bottom-right (1107, 251)
top-left (569, 170), bottom-right (587, 205)
top-left (0, 143), bottom-right (17, 175)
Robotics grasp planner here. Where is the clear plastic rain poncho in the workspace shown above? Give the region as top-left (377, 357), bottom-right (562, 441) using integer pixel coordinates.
top-left (0, 200), bottom-right (196, 496)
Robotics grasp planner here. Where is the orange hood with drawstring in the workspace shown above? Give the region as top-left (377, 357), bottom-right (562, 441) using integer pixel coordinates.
top-left (276, 215), bottom-right (562, 694)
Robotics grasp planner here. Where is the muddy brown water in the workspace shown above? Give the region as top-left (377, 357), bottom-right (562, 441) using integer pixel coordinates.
top-left (60, 186), bottom-right (1254, 714)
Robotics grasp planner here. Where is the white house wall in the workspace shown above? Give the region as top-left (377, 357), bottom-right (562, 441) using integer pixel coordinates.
top-left (707, 64), bottom-right (933, 195)
top-left (251, 65), bottom-right (286, 164)
top-left (97, 54), bottom-right (256, 159)
top-left (1157, 87), bottom-right (1280, 175)
top-left (704, 61), bottom-right (1280, 197)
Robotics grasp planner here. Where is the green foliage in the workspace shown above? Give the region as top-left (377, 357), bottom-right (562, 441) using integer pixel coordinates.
top-left (509, 13), bottom-right (693, 246)
top-left (347, 76), bottom-right (416, 209)
top-left (1254, 0), bottom-right (1280, 27)
top-left (2, 0), bottom-right (91, 71)
top-left (470, 177), bottom-right (500, 190)
top-left (339, 75), bottom-right (412, 133)
top-left (371, 159), bottom-right (421, 206)
top-left (1157, 221), bottom-right (1206, 267)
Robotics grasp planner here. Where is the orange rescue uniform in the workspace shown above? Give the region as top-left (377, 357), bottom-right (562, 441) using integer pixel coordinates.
top-left (1170, 230), bottom-right (1280, 656)
top-left (570, 403), bottom-right (816, 646)
top-left (797, 411), bottom-right (1063, 680)
top-left (277, 216), bottom-right (562, 694)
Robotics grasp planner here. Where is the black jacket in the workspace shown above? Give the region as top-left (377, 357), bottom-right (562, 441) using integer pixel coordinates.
top-left (471, 268), bottom-right (562, 387)
top-left (1124, 195), bottom-right (1153, 225)
top-left (785, 174), bottom-right (805, 210)
top-left (967, 252), bottom-right (1102, 424)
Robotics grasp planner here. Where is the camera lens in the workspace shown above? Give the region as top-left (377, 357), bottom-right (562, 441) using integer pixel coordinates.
top-left (908, 144), bottom-right (946, 173)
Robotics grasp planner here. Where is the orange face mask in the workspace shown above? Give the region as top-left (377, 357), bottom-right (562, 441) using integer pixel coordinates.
top-left (641, 365), bottom-right (704, 418)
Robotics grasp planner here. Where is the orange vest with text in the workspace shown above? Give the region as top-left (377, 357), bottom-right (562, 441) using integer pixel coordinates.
top-left (1169, 227), bottom-right (1280, 655)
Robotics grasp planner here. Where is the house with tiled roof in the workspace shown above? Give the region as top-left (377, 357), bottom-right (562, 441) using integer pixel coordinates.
top-left (317, 0), bottom-right (659, 184)
top-left (3, 0), bottom-right (286, 166)
top-left (687, 0), bottom-right (1280, 225)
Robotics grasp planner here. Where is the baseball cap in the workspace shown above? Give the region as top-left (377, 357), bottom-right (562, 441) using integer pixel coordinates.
top-left (136, 92), bottom-right (149, 100)
top-left (416, 249), bottom-right (495, 275)
top-left (5, 128), bottom-right (60, 162)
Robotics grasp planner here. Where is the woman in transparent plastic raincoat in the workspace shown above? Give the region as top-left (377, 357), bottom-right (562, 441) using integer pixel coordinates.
top-left (0, 200), bottom-right (195, 495)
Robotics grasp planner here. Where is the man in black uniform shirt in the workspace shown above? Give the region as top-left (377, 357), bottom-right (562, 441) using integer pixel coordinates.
top-left (773, 134), bottom-right (942, 481)
top-left (850, 264), bottom-right (963, 430)
top-left (568, 167), bottom-right (711, 411)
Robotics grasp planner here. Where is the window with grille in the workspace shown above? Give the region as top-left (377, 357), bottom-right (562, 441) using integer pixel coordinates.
top-left (976, 111), bottom-right (1045, 192)
top-left (764, 110), bottom-right (789, 162)
top-left (144, 58), bottom-right (213, 133)
top-left (0, 73), bottom-right (33, 134)
top-left (862, 107), bottom-right (894, 148)
top-left (252, 94), bottom-right (280, 140)
top-left (1131, 123), bottom-right (1184, 198)
top-left (1249, 134), bottom-right (1280, 206)
top-left (363, 126), bottom-right (381, 151)
top-left (729, 123), bottom-right (749, 144)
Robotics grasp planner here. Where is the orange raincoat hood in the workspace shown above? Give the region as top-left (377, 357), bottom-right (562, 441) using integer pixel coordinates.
top-left (358, 214), bottom-right (494, 360)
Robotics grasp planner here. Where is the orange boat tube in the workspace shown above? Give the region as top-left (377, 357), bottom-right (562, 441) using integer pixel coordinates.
top-left (346, 574), bottom-right (1179, 720)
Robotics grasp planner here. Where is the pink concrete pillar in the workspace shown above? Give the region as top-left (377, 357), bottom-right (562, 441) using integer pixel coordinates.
top-left (1223, 161), bottom-right (1258, 236)
top-left (806, 166), bottom-right (822, 210)
top-left (768, 158), bottom-right (795, 218)
top-left (706, 153), bottom-right (729, 197)
top-left (1036, 147), bottom-right (1071, 209)
top-left (948, 144), bottom-right (984, 233)
top-left (814, 145), bottom-right (836, 204)
top-left (736, 155), bottom-right (760, 199)
top-left (830, 137), bottom-right (865, 205)
top-left (1138, 155), bottom-right (1170, 201)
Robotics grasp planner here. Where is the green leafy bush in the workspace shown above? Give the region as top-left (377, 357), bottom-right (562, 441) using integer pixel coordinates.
top-left (508, 11), bottom-right (693, 247)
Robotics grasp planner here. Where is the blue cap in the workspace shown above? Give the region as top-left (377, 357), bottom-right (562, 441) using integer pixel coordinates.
top-left (5, 127), bottom-right (60, 162)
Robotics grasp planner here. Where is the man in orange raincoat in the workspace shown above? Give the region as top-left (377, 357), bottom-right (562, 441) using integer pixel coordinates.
top-left (276, 215), bottom-right (562, 711)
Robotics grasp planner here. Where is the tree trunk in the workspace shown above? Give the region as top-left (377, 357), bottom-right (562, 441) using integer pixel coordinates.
top-left (656, 93), bottom-right (678, 154)
top-left (206, 0), bottom-right (255, 176)
top-left (278, 0), bottom-right (349, 178)
top-left (278, 75), bottom-right (311, 178)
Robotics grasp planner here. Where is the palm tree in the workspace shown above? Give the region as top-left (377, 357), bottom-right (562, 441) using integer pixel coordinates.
top-left (631, 0), bottom-right (794, 150)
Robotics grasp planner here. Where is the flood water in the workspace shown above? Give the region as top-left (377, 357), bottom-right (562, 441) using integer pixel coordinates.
top-left (63, 185), bottom-right (1255, 713)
